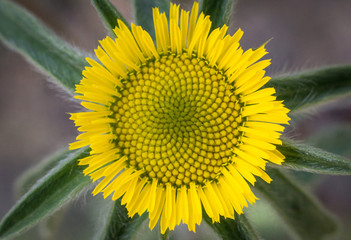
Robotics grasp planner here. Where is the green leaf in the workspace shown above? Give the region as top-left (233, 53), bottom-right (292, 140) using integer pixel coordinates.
top-left (245, 200), bottom-right (292, 240)
top-left (15, 149), bottom-right (70, 197)
top-left (200, 0), bottom-right (236, 31)
top-left (203, 212), bottom-right (259, 240)
top-left (37, 207), bottom-right (67, 240)
top-left (271, 139), bottom-right (351, 175)
top-left (96, 199), bottom-right (147, 240)
top-left (255, 169), bottom-right (337, 240)
top-left (161, 230), bottom-right (169, 240)
top-left (307, 123), bottom-right (351, 157)
top-left (13, 149), bottom-right (71, 240)
top-left (0, 0), bottom-right (87, 94)
top-left (267, 65), bottom-right (351, 112)
top-left (133, 0), bottom-right (170, 41)
top-left (91, 0), bottom-right (129, 36)
top-left (0, 147), bottom-right (91, 240)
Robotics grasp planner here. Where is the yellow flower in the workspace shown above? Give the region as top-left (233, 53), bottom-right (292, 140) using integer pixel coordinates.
top-left (70, 2), bottom-right (290, 233)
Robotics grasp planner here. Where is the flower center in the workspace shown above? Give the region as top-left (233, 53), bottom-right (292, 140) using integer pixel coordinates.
top-left (111, 52), bottom-right (244, 187)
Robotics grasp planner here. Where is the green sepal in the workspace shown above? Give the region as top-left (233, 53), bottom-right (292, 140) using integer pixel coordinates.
top-left (255, 169), bottom-right (338, 240)
top-left (96, 199), bottom-right (147, 240)
top-left (272, 139), bottom-right (351, 175)
top-left (133, 0), bottom-right (170, 41)
top-left (0, 0), bottom-right (87, 94)
top-left (200, 0), bottom-right (236, 31)
top-left (203, 212), bottom-right (259, 240)
top-left (91, 0), bottom-right (130, 36)
top-left (267, 65), bottom-right (351, 112)
top-left (0, 147), bottom-right (91, 240)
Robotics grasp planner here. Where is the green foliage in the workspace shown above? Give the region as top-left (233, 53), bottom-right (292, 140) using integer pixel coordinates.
top-left (96, 199), bottom-right (147, 240)
top-left (0, 148), bottom-right (91, 239)
top-left (91, 0), bottom-right (129, 36)
top-left (0, 0), bottom-right (87, 94)
top-left (204, 213), bottom-right (259, 240)
top-left (13, 149), bottom-right (72, 240)
top-left (256, 169), bottom-right (338, 240)
top-left (200, 0), bottom-right (236, 31)
top-left (267, 65), bottom-right (351, 112)
top-left (308, 123), bottom-right (351, 156)
top-left (274, 139), bottom-right (351, 175)
top-left (15, 148), bottom-right (70, 197)
top-left (133, 0), bottom-right (170, 41)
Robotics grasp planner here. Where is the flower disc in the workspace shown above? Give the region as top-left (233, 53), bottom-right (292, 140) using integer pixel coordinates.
top-left (113, 52), bottom-right (243, 187)
top-left (70, 2), bottom-right (290, 234)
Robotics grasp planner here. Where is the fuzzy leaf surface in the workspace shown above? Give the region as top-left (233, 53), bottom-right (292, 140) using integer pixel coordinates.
top-left (133, 0), bottom-right (170, 41)
top-left (200, 0), bottom-right (235, 31)
top-left (91, 0), bottom-right (129, 36)
top-left (256, 169), bottom-right (337, 240)
top-left (15, 149), bottom-right (71, 197)
top-left (203, 212), bottom-right (259, 240)
top-left (96, 199), bottom-right (147, 240)
top-left (0, 148), bottom-right (91, 239)
top-left (272, 139), bottom-right (351, 175)
top-left (267, 65), bottom-right (351, 111)
top-left (0, 0), bottom-right (87, 94)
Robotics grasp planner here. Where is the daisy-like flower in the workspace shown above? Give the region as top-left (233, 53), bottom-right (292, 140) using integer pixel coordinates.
top-left (70, 2), bottom-right (290, 233)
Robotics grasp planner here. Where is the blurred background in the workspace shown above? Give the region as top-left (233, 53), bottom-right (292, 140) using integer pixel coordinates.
top-left (0, 0), bottom-right (351, 239)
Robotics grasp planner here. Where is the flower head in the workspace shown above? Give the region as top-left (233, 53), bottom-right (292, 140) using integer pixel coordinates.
top-left (70, 2), bottom-right (290, 233)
